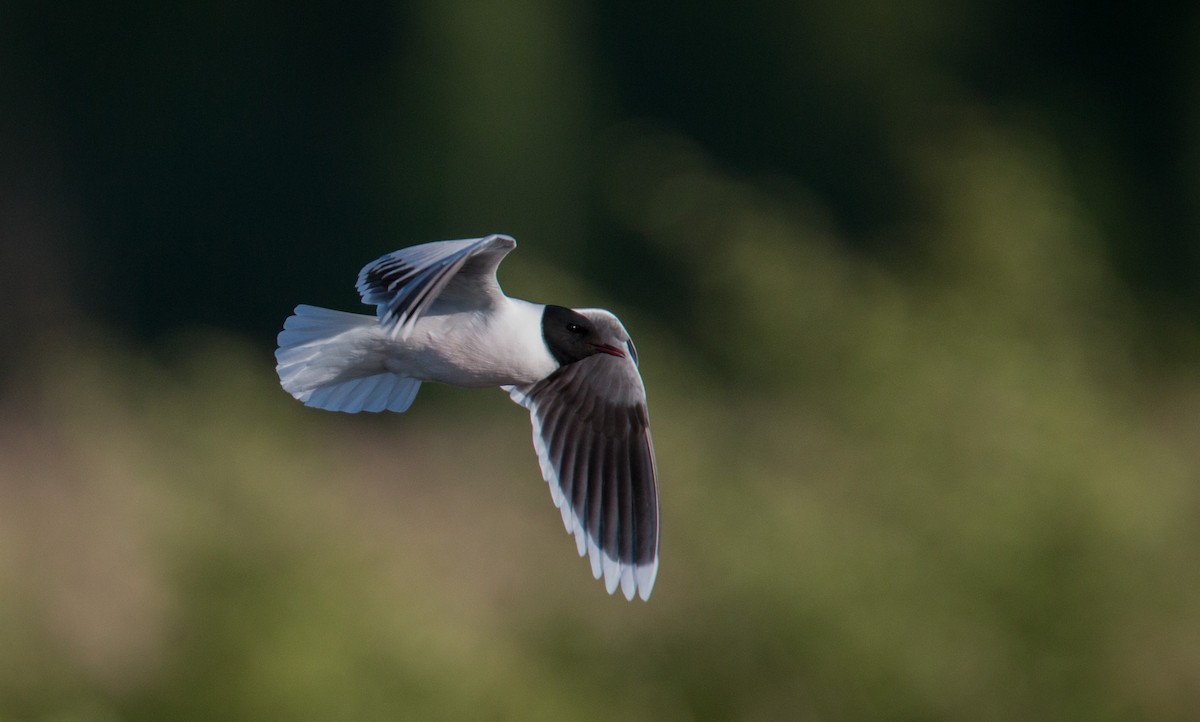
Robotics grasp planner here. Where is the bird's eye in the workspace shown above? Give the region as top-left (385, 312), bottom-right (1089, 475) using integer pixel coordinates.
top-left (566, 323), bottom-right (586, 335)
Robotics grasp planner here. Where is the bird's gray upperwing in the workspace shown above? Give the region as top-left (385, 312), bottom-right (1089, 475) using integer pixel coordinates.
top-left (507, 353), bottom-right (660, 601)
top-left (356, 234), bottom-right (517, 339)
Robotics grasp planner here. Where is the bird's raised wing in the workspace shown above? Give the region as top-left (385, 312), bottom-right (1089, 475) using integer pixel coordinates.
top-left (356, 234), bottom-right (516, 339)
top-left (507, 353), bottom-right (660, 601)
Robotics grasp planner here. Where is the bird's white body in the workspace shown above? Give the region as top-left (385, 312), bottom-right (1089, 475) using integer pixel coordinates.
top-left (277, 298), bottom-right (557, 411)
top-left (393, 299), bottom-right (557, 387)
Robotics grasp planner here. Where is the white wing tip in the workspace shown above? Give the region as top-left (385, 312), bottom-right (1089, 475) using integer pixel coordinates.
top-left (590, 539), bottom-right (658, 602)
top-left (587, 537), bottom-right (603, 580)
top-left (602, 556), bottom-right (621, 595)
top-left (620, 565), bottom-right (636, 601)
top-left (636, 559), bottom-right (658, 601)
top-left (573, 523), bottom-right (588, 556)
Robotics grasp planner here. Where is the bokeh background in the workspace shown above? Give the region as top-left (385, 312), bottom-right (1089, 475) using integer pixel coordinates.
top-left (2, 2), bottom-right (1199, 720)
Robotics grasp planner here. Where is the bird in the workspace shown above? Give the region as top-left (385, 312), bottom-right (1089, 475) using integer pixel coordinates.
top-left (274, 234), bottom-right (660, 601)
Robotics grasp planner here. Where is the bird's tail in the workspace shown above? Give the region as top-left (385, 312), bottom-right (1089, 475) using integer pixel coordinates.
top-left (275, 304), bottom-right (422, 413)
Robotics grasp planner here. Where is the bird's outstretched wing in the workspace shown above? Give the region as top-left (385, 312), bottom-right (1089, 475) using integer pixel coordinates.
top-left (356, 234), bottom-right (516, 339)
top-left (507, 354), bottom-right (660, 601)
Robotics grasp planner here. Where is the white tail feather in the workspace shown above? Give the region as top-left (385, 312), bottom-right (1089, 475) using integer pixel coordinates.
top-left (275, 305), bottom-right (421, 413)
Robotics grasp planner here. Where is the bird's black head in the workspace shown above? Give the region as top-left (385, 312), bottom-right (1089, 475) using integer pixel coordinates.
top-left (542, 305), bottom-right (630, 366)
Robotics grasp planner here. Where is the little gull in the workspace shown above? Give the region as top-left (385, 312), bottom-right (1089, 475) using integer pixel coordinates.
top-left (275, 234), bottom-right (660, 601)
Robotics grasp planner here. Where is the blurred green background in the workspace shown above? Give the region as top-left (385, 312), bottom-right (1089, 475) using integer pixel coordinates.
top-left (2, 1), bottom-right (1199, 720)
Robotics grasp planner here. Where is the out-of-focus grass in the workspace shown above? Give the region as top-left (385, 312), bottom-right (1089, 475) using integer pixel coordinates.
top-left (3, 120), bottom-right (1200, 722)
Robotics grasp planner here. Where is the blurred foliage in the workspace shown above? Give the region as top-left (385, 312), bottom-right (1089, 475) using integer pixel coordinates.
top-left (2, 0), bottom-right (1200, 720)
